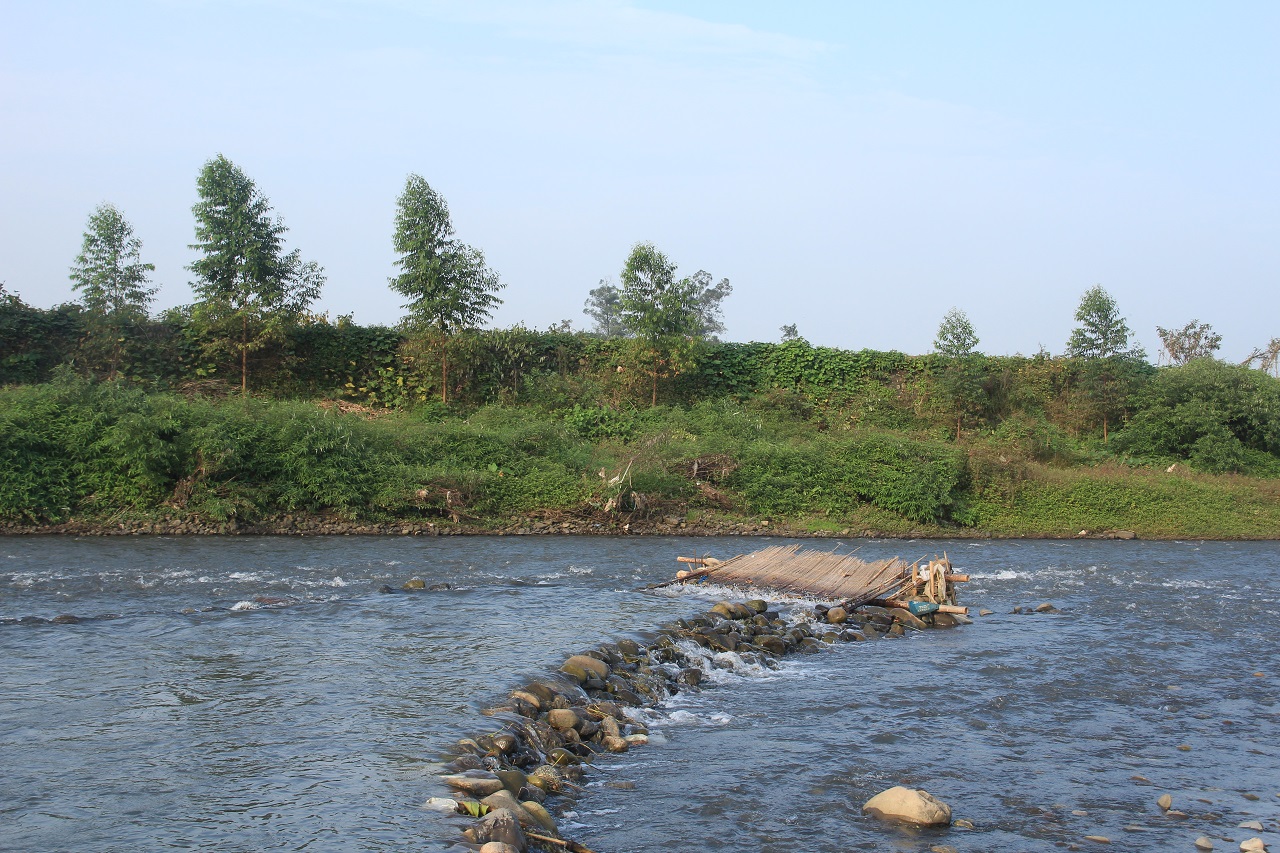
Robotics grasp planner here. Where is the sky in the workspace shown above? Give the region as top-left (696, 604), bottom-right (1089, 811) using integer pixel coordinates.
top-left (2, 0), bottom-right (1277, 362)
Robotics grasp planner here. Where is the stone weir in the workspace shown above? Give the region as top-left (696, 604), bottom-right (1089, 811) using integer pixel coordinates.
top-left (426, 550), bottom-right (972, 853)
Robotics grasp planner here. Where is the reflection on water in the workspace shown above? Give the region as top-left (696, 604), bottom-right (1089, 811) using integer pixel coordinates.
top-left (2, 536), bottom-right (1279, 852)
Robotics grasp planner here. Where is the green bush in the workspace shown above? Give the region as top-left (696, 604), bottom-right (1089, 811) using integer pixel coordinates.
top-left (729, 431), bottom-right (965, 523)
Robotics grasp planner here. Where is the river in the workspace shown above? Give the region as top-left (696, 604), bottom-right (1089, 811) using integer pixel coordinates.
top-left (2, 536), bottom-right (1278, 852)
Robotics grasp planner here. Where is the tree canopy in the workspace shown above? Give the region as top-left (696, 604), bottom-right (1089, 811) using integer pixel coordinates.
top-left (389, 174), bottom-right (503, 335)
top-left (69, 203), bottom-right (156, 320)
top-left (389, 174), bottom-right (504, 403)
top-left (1157, 320), bottom-right (1222, 365)
top-left (1066, 285), bottom-right (1144, 361)
top-left (934, 307), bottom-right (979, 358)
top-left (188, 154), bottom-right (324, 394)
top-left (583, 280), bottom-right (625, 338)
top-left (617, 242), bottom-right (732, 404)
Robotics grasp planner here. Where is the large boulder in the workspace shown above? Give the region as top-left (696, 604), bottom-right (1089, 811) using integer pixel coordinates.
top-left (561, 654), bottom-right (610, 682)
top-left (862, 786), bottom-right (952, 826)
top-left (463, 808), bottom-right (527, 852)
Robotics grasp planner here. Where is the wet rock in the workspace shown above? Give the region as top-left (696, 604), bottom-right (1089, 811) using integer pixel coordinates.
top-left (930, 846), bottom-right (959, 853)
top-left (1113, 529), bottom-right (1136, 540)
top-left (826, 606), bottom-right (849, 625)
top-left (491, 733), bottom-right (519, 755)
top-left (1083, 835), bottom-right (1111, 843)
top-left (744, 599), bottom-right (769, 614)
top-left (1158, 793), bottom-right (1173, 811)
top-left (979, 608), bottom-right (994, 616)
top-left (443, 770), bottom-right (505, 797)
top-left (520, 799), bottom-right (557, 834)
top-left (377, 585), bottom-right (397, 594)
top-left (463, 808), bottom-right (526, 852)
top-left (891, 609), bottom-right (928, 630)
top-left (495, 769), bottom-right (527, 795)
top-left (1195, 838), bottom-right (1214, 851)
top-left (1240, 839), bottom-right (1266, 853)
top-left (547, 748), bottom-right (579, 766)
top-left (521, 682), bottom-right (557, 708)
top-left (862, 786), bottom-right (952, 826)
top-left (953, 818), bottom-right (976, 829)
top-left (602, 735), bottom-right (629, 753)
top-left (710, 602), bottom-right (738, 619)
top-left (479, 843), bottom-right (522, 853)
top-left (676, 667), bottom-right (703, 686)
top-left (547, 709), bottom-right (581, 730)
top-left (561, 654), bottom-right (610, 682)
top-left (1238, 820), bottom-right (1264, 830)
top-left (1034, 602), bottom-right (1058, 613)
top-left (481, 790), bottom-right (539, 829)
top-left (51, 614), bottom-right (81, 624)
top-left (402, 578), bottom-right (426, 590)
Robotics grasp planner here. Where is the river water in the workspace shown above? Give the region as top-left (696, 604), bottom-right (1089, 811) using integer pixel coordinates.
top-left (2, 536), bottom-right (1278, 852)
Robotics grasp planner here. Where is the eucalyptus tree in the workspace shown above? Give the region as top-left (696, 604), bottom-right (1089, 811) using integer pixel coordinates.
top-left (69, 203), bottom-right (157, 379)
top-left (1065, 285), bottom-right (1147, 443)
top-left (583, 279), bottom-right (625, 338)
top-left (188, 154), bottom-right (324, 394)
top-left (618, 242), bottom-right (730, 405)
top-left (933, 307), bottom-right (984, 439)
top-left (389, 173), bottom-right (503, 404)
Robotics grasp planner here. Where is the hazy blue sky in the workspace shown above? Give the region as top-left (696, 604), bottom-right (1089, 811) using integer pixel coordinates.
top-left (3, 1), bottom-right (1277, 360)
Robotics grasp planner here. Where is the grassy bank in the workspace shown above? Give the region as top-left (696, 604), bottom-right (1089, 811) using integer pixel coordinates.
top-left (2, 378), bottom-right (1277, 540)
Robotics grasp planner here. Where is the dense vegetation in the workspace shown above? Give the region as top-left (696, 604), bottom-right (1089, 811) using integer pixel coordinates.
top-left (4, 158), bottom-right (1279, 538)
top-left (3, 297), bottom-right (1280, 537)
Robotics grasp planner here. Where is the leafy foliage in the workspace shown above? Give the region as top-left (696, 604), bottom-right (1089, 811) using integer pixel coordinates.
top-left (1066, 285), bottom-right (1144, 360)
top-left (188, 154), bottom-right (325, 393)
top-left (1113, 359), bottom-right (1280, 474)
top-left (389, 174), bottom-right (504, 404)
top-left (583, 280), bottom-right (626, 338)
top-left (934, 307), bottom-right (979, 358)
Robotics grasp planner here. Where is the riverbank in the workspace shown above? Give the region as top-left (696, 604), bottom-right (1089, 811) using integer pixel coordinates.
top-left (4, 379), bottom-right (1280, 540)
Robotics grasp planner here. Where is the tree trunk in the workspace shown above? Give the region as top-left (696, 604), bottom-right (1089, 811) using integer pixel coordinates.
top-left (1103, 414), bottom-right (1108, 444)
top-left (441, 348), bottom-right (448, 405)
top-left (241, 314), bottom-right (248, 395)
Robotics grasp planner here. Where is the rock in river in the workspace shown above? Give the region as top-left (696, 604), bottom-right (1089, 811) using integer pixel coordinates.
top-left (862, 786), bottom-right (952, 826)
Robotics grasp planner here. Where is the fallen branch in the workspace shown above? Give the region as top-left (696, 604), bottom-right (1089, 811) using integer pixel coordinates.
top-left (528, 831), bottom-right (598, 853)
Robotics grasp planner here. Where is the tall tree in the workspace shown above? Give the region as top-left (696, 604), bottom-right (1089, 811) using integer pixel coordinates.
top-left (1066, 285), bottom-right (1143, 360)
top-left (68, 203), bottom-right (157, 379)
top-left (188, 154), bottom-right (324, 394)
top-left (389, 174), bottom-right (503, 404)
top-left (933, 307), bottom-right (983, 439)
top-left (583, 279), bottom-right (625, 338)
top-left (934, 307), bottom-right (979, 358)
top-left (618, 242), bottom-right (729, 405)
top-left (1156, 320), bottom-right (1221, 365)
top-left (1065, 285), bottom-right (1146, 443)
top-left (685, 270), bottom-right (733, 340)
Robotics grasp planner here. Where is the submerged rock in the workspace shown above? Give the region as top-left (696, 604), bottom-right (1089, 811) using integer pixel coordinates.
top-left (862, 786), bottom-right (952, 826)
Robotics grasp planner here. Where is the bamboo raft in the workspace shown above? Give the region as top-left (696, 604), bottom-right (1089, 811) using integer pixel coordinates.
top-left (651, 544), bottom-right (969, 615)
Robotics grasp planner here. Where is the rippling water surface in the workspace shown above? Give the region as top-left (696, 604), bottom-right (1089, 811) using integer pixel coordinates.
top-left (3, 536), bottom-right (1279, 852)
